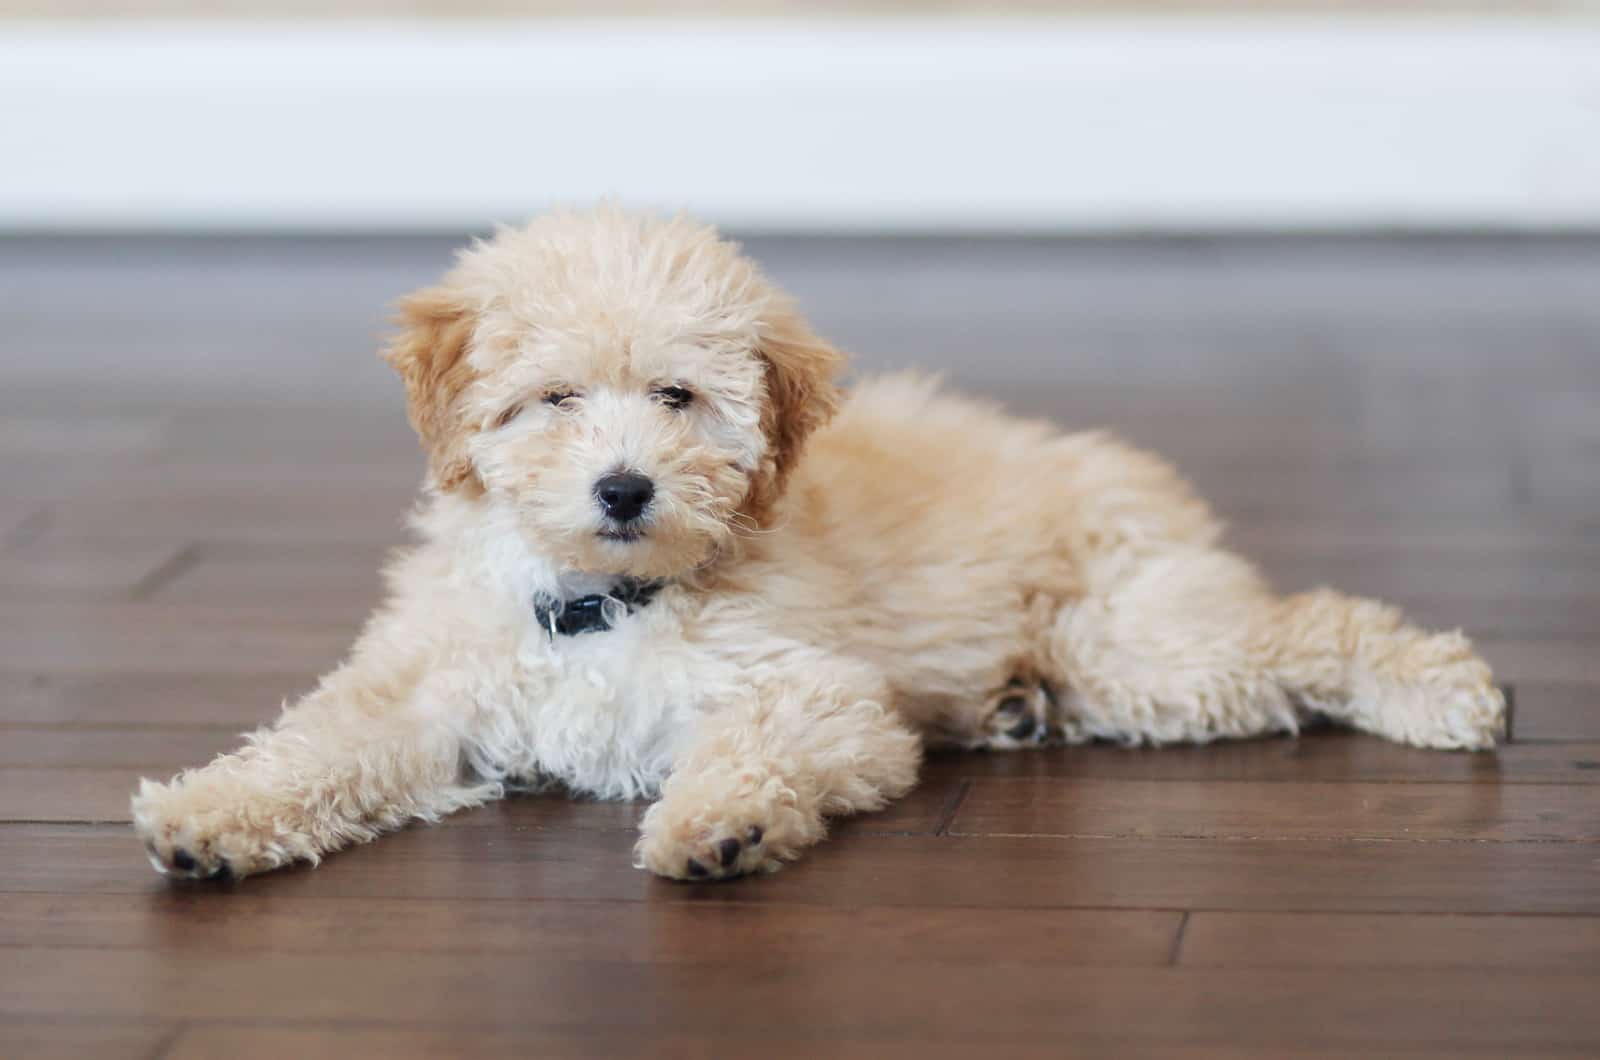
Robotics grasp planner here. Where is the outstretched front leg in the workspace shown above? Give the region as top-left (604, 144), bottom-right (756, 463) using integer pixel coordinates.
top-left (132, 632), bottom-right (498, 879)
top-left (635, 659), bottom-right (921, 880)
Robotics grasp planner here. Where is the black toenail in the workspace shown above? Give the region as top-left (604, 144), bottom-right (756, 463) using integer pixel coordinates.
top-left (747, 825), bottom-right (764, 845)
top-left (1006, 714), bottom-right (1042, 741)
top-left (212, 859), bottom-right (234, 880)
top-left (996, 695), bottom-right (1028, 717)
top-left (686, 858), bottom-right (709, 878)
top-left (172, 849), bottom-right (196, 871)
top-left (717, 837), bottom-right (741, 868)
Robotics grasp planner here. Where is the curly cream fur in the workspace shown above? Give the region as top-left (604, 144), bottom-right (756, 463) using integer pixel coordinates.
top-left (132, 207), bottom-right (1506, 883)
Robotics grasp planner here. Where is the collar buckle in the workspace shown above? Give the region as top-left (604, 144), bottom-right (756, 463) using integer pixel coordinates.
top-left (535, 578), bottom-right (664, 639)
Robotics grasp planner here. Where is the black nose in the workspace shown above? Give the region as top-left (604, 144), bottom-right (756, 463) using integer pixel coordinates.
top-left (595, 472), bottom-right (655, 522)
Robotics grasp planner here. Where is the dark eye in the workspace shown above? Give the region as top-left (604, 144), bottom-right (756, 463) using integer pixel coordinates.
top-left (493, 402), bottom-right (526, 429)
top-left (543, 390), bottom-right (579, 409)
top-left (654, 385), bottom-right (694, 410)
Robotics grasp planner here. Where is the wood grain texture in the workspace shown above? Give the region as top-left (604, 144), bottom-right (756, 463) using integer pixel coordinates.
top-left (1473, 638), bottom-right (1600, 685)
top-left (157, 1027), bottom-right (1600, 1060)
top-left (0, 1020), bottom-right (176, 1060)
top-left (0, 766), bottom-right (961, 833)
top-left (0, 671), bottom-right (316, 726)
top-left (0, 538), bottom-right (184, 599)
top-left (920, 734), bottom-right (1600, 784)
top-left (1180, 912), bottom-right (1600, 971)
top-left (1514, 682), bottom-right (1600, 742)
top-left (948, 778), bottom-right (1600, 841)
top-left (8, 950), bottom-right (1599, 1050)
top-left (0, 600), bottom-right (352, 673)
top-left (1, 234), bottom-right (1596, 1056)
top-left (5, 825), bottom-right (1597, 914)
top-left (0, 892), bottom-right (1180, 963)
top-left (0, 726), bottom-right (245, 768)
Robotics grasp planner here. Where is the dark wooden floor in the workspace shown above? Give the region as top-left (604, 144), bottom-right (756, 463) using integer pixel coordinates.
top-left (2, 235), bottom-right (1598, 1058)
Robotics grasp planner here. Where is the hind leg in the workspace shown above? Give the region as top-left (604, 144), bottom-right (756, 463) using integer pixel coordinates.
top-left (1264, 588), bottom-right (1504, 750)
top-left (1048, 547), bottom-right (1301, 746)
top-left (1047, 545), bottom-right (1504, 750)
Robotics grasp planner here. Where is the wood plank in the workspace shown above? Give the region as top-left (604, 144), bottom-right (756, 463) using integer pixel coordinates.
top-left (1225, 511), bottom-right (1600, 555)
top-left (1247, 540), bottom-right (1600, 592)
top-left (0, 1019), bottom-right (174, 1060)
top-left (0, 726), bottom-right (244, 768)
top-left (921, 733), bottom-right (1600, 785)
top-left (4, 685), bottom-right (1591, 769)
top-left (1180, 912), bottom-right (1600, 971)
top-left (1370, 597), bottom-right (1599, 640)
top-left (0, 601), bottom-right (353, 674)
top-left (0, 767), bottom-right (957, 836)
top-left (1476, 637), bottom-right (1600, 684)
top-left (4, 949), bottom-right (1597, 1050)
top-left (22, 739), bottom-right (1596, 831)
top-left (5, 825), bottom-right (1597, 914)
top-left (1514, 682), bottom-right (1600, 742)
top-left (0, 671), bottom-right (312, 726)
top-left (1238, 535), bottom-right (1600, 590)
top-left (160, 1026), bottom-right (1600, 1060)
top-left (0, 538), bottom-right (185, 600)
top-left (948, 778), bottom-right (1600, 841)
top-left (156, 403), bottom-right (417, 468)
top-left (0, 409), bottom-right (168, 461)
top-left (1188, 464), bottom-right (1517, 521)
top-left (148, 541), bottom-right (390, 613)
top-left (0, 768), bottom-right (144, 823)
top-left (1522, 388), bottom-right (1600, 512)
top-left (0, 892), bottom-right (1178, 965)
top-left (35, 466), bottom-right (417, 545)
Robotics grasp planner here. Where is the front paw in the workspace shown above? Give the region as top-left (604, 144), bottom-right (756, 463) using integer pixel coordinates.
top-left (131, 775), bottom-right (306, 880)
top-left (642, 821), bottom-right (770, 881)
top-left (634, 782), bottom-right (816, 881)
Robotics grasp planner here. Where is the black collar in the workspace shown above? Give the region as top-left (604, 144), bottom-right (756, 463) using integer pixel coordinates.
top-left (534, 577), bottom-right (664, 638)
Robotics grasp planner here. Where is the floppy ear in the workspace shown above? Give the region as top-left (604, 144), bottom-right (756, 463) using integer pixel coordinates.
top-left (743, 305), bottom-right (845, 524)
top-left (381, 285), bottom-right (483, 494)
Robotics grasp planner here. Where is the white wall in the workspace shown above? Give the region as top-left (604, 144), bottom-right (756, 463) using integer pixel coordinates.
top-left (4, 17), bottom-right (1599, 232)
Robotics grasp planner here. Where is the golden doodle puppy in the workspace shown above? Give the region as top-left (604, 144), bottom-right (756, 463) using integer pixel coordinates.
top-left (132, 208), bottom-right (1506, 882)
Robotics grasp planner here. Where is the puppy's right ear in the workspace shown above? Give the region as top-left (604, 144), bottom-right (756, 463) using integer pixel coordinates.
top-left (382, 285), bottom-right (482, 494)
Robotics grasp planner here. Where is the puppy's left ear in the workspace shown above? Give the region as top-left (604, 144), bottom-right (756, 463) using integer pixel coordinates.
top-left (382, 284), bottom-right (483, 494)
top-left (744, 304), bottom-right (845, 523)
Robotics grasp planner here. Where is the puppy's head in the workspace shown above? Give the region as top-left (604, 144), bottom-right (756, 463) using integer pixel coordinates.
top-left (384, 208), bottom-right (842, 579)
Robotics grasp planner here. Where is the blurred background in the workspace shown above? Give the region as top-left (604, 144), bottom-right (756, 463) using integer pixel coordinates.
top-left (4, 0), bottom-right (1599, 606)
top-left (7, 3), bottom-right (1600, 235)
top-left (4, 4), bottom-right (1599, 402)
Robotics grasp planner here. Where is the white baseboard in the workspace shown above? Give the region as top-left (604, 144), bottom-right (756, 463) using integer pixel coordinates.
top-left (4, 17), bottom-right (1599, 232)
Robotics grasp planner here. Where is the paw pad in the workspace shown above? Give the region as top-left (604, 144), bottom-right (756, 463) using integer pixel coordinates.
top-left (682, 823), bottom-right (768, 881)
top-left (975, 677), bottom-right (1059, 750)
top-left (143, 838), bottom-right (233, 881)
